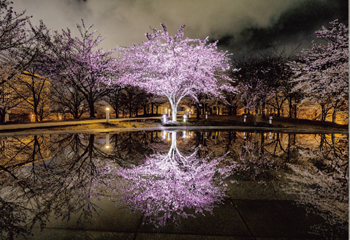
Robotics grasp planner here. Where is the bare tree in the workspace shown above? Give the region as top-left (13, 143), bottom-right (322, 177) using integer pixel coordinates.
top-left (0, 65), bottom-right (25, 122)
top-left (50, 80), bottom-right (87, 119)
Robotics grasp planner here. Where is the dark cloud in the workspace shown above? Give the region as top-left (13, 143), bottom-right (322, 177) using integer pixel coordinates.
top-left (216, 0), bottom-right (348, 59)
top-left (11, 0), bottom-right (348, 59)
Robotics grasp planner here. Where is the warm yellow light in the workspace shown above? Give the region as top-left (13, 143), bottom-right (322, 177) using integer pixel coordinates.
top-left (105, 145), bottom-right (110, 149)
top-left (106, 108), bottom-right (110, 111)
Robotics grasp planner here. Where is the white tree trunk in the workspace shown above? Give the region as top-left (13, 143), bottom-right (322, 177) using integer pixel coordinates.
top-left (167, 97), bottom-right (178, 122)
top-left (170, 131), bottom-right (177, 154)
top-left (166, 131), bottom-right (185, 163)
top-left (171, 105), bottom-right (177, 122)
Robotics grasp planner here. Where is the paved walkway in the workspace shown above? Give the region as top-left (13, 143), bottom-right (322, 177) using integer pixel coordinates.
top-left (0, 117), bottom-right (161, 131)
top-left (0, 117), bottom-right (347, 137)
top-left (19, 198), bottom-right (347, 240)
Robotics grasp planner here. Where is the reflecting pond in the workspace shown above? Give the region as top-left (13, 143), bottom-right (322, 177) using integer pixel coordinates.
top-left (0, 130), bottom-right (348, 239)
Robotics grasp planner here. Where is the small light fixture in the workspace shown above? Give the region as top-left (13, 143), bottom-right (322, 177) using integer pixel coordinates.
top-left (106, 107), bottom-right (110, 123)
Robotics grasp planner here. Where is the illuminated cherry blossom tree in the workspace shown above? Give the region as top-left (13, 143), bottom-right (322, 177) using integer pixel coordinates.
top-left (116, 131), bottom-right (233, 228)
top-left (289, 20), bottom-right (348, 122)
top-left (43, 20), bottom-right (117, 118)
top-left (117, 24), bottom-right (236, 122)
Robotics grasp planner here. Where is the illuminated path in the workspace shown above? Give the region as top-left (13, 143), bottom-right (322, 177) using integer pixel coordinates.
top-left (0, 120), bottom-right (347, 137)
top-left (0, 117), bottom-right (162, 131)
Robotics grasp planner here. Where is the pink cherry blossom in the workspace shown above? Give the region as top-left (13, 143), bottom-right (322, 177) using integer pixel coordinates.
top-left (115, 24), bottom-right (237, 121)
top-left (115, 131), bottom-right (233, 228)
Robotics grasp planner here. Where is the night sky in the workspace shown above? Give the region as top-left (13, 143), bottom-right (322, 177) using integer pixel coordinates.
top-left (13, 0), bottom-right (348, 59)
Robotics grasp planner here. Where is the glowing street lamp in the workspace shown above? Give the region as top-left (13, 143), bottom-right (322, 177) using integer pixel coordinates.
top-left (106, 107), bottom-right (110, 123)
top-left (243, 114), bottom-right (247, 122)
top-left (183, 114), bottom-right (187, 123)
top-left (269, 132), bottom-right (272, 139)
top-left (163, 114), bottom-right (167, 124)
top-left (243, 132), bottom-right (246, 139)
top-left (269, 116), bottom-right (273, 124)
top-left (205, 111), bottom-right (208, 119)
top-left (188, 111), bottom-right (191, 118)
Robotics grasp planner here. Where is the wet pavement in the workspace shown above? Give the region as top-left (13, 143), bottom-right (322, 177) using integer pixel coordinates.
top-left (19, 198), bottom-right (345, 240)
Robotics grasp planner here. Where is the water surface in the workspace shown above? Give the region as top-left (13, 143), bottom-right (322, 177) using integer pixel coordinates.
top-left (0, 130), bottom-right (348, 239)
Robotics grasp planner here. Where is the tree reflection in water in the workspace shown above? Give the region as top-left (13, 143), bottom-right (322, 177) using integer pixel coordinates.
top-left (0, 131), bottom-right (167, 239)
top-left (0, 134), bottom-right (112, 239)
top-left (278, 133), bottom-right (349, 238)
top-left (0, 131), bottom-right (347, 239)
top-left (115, 131), bottom-right (233, 228)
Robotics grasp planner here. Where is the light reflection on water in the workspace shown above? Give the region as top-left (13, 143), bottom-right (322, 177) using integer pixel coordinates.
top-left (0, 131), bottom-right (348, 239)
